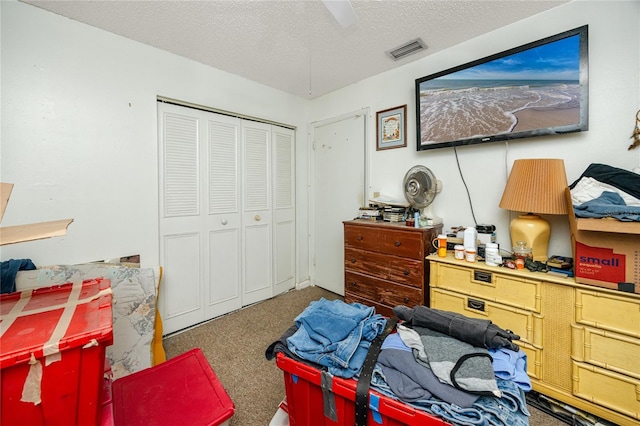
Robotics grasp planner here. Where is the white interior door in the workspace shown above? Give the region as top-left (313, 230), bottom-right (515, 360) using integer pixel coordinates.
top-left (312, 110), bottom-right (368, 295)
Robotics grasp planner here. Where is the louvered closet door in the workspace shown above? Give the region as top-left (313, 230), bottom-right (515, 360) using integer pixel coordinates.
top-left (241, 120), bottom-right (273, 305)
top-left (159, 102), bottom-right (295, 334)
top-left (158, 103), bottom-right (242, 335)
top-left (204, 114), bottom-right (243, 320)
top-left (158, 104), bottom-right (206, 334)
top-left (273, 126), bottom-right (295, 296)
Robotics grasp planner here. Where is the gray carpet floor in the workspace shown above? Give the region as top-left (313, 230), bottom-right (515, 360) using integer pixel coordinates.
top-left (163, 286), bottom-right (567, 425)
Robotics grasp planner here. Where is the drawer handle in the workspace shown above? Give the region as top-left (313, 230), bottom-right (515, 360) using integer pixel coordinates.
top-left (474, 270), bottom-right (492, 284)
top-left (467, 298), bottom-right (485, 312)
top-left (403, 297), bottom-right (410, 303)
top-left (351, 258), bottom-right (357, 263)
top-left (404, 270), bottom-right (410, 276)
top-left (348, 282), bottom-right (357, 287)
top-left (357, 235), bottom-right (364, 241)
top-left (395, 241), bottom-right (401, 247)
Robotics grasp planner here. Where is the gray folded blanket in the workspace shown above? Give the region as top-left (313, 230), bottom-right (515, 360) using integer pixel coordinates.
top-left (397, 324), bottom-right (500, 396)
top-left (393, 305), bottom-right (520, 352)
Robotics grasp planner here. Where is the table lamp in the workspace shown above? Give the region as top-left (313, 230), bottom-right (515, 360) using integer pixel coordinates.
top-left (499, 159), bottom-right (568, 261)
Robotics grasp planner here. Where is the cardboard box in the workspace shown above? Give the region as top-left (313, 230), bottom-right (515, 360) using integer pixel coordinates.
top-left (566, 188), bottom-right (640, 293)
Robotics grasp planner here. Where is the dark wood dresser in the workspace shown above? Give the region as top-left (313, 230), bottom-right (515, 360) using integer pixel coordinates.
top-left (343, 220), bottom-right (443, 317)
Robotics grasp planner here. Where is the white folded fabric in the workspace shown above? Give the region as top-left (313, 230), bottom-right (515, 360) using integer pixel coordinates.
top-left (571, 176), bottom-right (640, 207)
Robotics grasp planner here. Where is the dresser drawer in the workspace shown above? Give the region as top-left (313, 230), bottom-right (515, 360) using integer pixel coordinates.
top-left (344, 225), bottom-right (379, 251)
top-left (344, 293), bottom-right (395, 318)
top-left (378, 229), bottom-right (425, 260)
top-left (572, 361), bottom-right (640, 421)
top-left (572, 324), bottom-right (640, 380)
top-left (575, 289), bottom-right (640, 338)
top-left (344, 224), bottom-right (428, 260)
top-left (345, 247), bottom-right (423, 288)
top-left (345, 271), bottom-right (424, 308)
top-left (344, 247), bottom-right (388, 281)
top-left (430, 287), bottom-right (542, 348)
top-left (432, 263), bottom-right (541, 312)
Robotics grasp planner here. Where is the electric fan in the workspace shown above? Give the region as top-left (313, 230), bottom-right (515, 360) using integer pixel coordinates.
top-left (403, 165), bottom-right (443, 225)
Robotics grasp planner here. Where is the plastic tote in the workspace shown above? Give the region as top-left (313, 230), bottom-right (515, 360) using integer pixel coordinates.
top-left (0, 278), bottom-right (114, 426)
top-left (276, 352), bottom-right (449, 426)
top-left (112, 348), bottom-right (234, 426)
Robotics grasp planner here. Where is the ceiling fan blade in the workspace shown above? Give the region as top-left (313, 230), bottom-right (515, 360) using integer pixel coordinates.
top-left (322, 0), bottom-right (358, 28)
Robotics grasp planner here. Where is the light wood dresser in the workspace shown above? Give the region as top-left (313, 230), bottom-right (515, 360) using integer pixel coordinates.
top-left (343, 220), bottom-right (442, 318)
top-left (429, 254), bottom-right (640, 426)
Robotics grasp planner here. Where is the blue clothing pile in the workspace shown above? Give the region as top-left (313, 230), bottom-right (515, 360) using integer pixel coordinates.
top-left (286, 298), bottom-right (387, 378)
top-left (371, 331), bottom-right (532, 426)
top-left (277, 299), bottom-right (532, 425)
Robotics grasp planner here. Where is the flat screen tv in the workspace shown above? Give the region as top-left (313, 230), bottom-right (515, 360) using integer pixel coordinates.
top-left (415, 25), bottom-right (588, 151)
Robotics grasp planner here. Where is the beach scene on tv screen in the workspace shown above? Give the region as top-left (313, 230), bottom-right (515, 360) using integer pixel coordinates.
top-left (418, 34), bottom-right (582, 146)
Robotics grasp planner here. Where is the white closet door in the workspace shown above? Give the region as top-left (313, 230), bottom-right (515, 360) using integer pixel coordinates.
top-left (159, 102), bottom-right (295, 334)
top-left (204, 114), bottom-right (242, 319)
top-left (159, 104), bottom-right (243, 335)
top-left (241, 120), bottom-right (273, 305)
top-left (158, 105), bottom-right (205, 334)
top-left (273, 126), bottom-right (296, 296)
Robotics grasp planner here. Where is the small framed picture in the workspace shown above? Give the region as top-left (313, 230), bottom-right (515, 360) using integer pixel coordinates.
top-left (376, 105), bottom-right (407, 150)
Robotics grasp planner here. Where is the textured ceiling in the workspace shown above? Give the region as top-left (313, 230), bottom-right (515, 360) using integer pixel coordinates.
top-left (21, 0), bottom-right (569, 99)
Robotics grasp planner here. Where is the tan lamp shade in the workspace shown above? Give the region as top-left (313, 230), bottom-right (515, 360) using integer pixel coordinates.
top-left (499, 159), bottom-right (568, 215)
top-left (499, 159), bottom-right (568, 261)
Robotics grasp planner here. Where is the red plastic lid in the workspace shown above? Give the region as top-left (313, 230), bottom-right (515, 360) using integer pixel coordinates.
top-left (0, 278), bottom-right (113, 369)
top-left (112, 348), bottom-right (235, 426)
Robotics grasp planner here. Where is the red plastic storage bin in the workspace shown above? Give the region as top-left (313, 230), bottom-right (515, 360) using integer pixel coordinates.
top-left (276, 352), bottom-right (449, 426)
top-left (100, 373), bottom-right (115, 426)
top-left (101, 358), bottom-right (115, 426)
top-left (0, 278), bottom-right (114, 426)
top-left (112, 348), bottom-right (234, 426)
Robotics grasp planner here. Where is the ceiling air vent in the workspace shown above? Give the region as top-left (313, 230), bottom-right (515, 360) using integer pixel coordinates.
top-left (386, 38), bottom-right (427, 61)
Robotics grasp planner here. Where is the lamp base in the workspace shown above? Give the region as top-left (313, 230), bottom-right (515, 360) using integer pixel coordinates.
top-left (510, 214), bottom-right (550, 262)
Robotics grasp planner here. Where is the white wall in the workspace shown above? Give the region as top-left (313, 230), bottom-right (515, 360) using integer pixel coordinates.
top-left (311, 0), bottom-right (640, 258)
top-left (0, 0), bottom-right (310, 278)
top-left (1, 0), bottom-right (639, 279)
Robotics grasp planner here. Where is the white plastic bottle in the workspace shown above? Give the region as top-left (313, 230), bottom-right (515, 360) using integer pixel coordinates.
top-left (463, 227), bottom-right (477, 252)
top-left (485, 242), bottom-right (501, 266)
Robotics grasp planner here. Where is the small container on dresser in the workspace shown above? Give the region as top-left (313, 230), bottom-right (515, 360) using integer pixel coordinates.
top-left (343, 220), bottom-right (442, 318)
